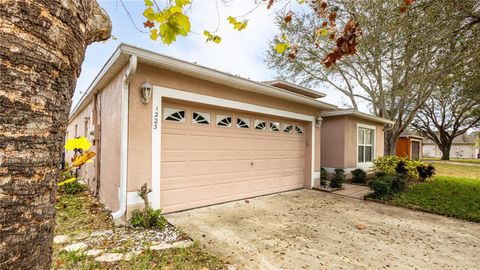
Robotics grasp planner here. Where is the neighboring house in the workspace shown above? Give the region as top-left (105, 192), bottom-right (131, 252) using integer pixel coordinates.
top-left (396, 132), bottom-right (423, 159)
top-left (66, 44), bottom-right (393, 218)
top-left (423, 133), bottom-right (480, 159)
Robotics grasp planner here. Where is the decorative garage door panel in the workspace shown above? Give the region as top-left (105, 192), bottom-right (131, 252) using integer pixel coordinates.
top-left (160, 101), bottom-right (306, 213)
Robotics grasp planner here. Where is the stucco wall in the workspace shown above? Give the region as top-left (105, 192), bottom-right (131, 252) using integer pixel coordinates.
top-left (96, 67), bottom-right (125, 211)
top-left (320, 116), bottom-right (346, 168)
top-left (321, 116), bottom-right (385, 169)
top-left (126, 63), bottom-right (324, 194)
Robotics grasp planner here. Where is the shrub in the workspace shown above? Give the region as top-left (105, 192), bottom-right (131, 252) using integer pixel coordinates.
top-left (129, 183), bottom-right (167, 229)
top-left (320, 168), bottom-right (327, 187)
top-left (367, 174), bottom-right (392, 199)
top-left (417, 164), bottom-right (436, 181)
top-left (391, 174), bottom-right (407, 194)
top-left (351, 168), bottom-right (367, 184)
top-left (130, 208), bottom-right (167, 229)
top-left (373, 156), bottom-right (423, 179)
top-left (330, 168), bottom-right (345, 188)
top-left (60, 181), bottom-right (85, 194)
top-left (368, 173), bottom-right (407, 200)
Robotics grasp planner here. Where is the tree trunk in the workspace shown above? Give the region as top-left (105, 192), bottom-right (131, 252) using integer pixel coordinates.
top-left (384, 130), bottom-right (398, 156)
top-left (439, 145), bottom-right (452, 160)
top-left (0, 1), bottom-right (110, 269)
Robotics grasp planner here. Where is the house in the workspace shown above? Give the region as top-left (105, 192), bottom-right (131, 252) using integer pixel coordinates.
top-left (396, 132), bottom-right (423, 159)
top-left (66, 44), bottom-right (393, 218)
top-left (423, 133), bottom-right (480, 159)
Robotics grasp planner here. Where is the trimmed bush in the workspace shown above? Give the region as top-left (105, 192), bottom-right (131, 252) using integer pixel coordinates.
top-left (330, 168), bottom-right (345, 188)
top-left (373, 156), bottom-right (424, 180)
top-left (351, 168), bottom-right (367, 184)
top-left (320, 168), bottom-right (327, 187)
top-left (391, 174), bottom-right (408, 194)
top-left (368, 173), bottom-right (407, 200)
top-left (130, 208), bottom-right (167, 229)
top-left (367, 175), bottom-right (392, 199)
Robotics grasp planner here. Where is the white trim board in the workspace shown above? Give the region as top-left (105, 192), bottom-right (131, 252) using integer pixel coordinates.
top-left (356, 123), bottom-right (376, 170)
top-left (144, 85), bottom-right (318, 209)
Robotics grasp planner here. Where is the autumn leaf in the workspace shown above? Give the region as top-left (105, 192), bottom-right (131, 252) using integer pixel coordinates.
top-left (72, 151), bottom-right (96, 167)
top-left (150, 28), bottom-right (159, 40)
top-left (328, 12), bottom-right (337, 22)
top-left (275, 42), bottom-right (290, 54)
top-left (284, 12), bottom-right (293, 24)
top-left (143, 20), bottom-right (154, 28)
top-left (144, 0), bottom-right (153, 7)
top-left (322, 21), bottom-right (328, 27)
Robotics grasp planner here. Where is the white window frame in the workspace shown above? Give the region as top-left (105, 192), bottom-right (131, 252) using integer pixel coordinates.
top-left (356, 123), bottom-right (376, 170)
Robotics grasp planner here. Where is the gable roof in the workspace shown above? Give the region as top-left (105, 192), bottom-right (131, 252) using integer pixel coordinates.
top-left (320, 109), bottom-right (395, 125)
top-left (70, 44), bottom-right (338, 121)
top-left (263, 80), bottom-right (326, 99)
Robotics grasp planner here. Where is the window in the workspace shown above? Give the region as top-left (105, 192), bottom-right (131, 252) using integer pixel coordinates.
top-left (237, 117), bottom-right (250, 129)
top-left (269, 122), bottom-right (280, 132)
top-left (254, 120), bottom-right (266, 131)
top-left (358, 126), bottom-right (374, 163)
top-left (295, 125), bottom-right (303, 134)
top-left (283, 123), bottom-right (293, 133)
top-left (192, 112), bottom-right (210, 125)
top-left (216, 115), bottom-right (232, 127)
top-left (164, 108), bottom-right (185, 122)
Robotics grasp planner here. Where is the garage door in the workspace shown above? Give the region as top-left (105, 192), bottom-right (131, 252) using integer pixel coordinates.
top-left (160, 101), bottom-right (306, 213)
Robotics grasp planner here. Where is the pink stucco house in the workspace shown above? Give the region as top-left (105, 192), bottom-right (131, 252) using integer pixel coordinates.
top-left (66, 44), bottom-right (393, 219)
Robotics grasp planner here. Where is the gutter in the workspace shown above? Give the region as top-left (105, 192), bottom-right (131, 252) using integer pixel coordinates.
top-left (111, 55), bottom-right (137, 220)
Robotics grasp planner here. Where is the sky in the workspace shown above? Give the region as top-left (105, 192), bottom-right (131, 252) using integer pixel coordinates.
top-left (73, 0), bottom-right (353, 110)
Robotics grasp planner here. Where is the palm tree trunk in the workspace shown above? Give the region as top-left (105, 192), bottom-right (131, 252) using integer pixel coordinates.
top-left (0, 1), bottom-right (110, 269)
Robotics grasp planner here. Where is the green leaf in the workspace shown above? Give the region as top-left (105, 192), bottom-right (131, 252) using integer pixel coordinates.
top-left (160, 24), bottom-right (176, 44)
top-left (297, 0), bottom-right (305, 4)
top-left (204, 30), bottom-right (222, 44)
top-left (175, 0), bottom-right (191, 8)
top-left (275, 42), bottom-right (290, 54)
top-left (228, 16), bottom-right (248, 31)
top-left (318, 28), bottom-right (329, 36)
top-left (143, 7), bottom-right (156, 21)
top-left (144, 0), bottom-right (153, 7)
top-left (170, 12), bottom-right (191, 36)
top-left (227, 16), bottom-right (236, 24)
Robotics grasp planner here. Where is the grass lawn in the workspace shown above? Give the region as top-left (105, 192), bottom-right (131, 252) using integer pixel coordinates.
top-left (53, 189), bottom-right (226, 270)
top-left (393, 176), bottom-right (480, 222)
top-left (430, 163), bottom-right (480, 179)
top-left (423, 157), bottom-right (480, 165)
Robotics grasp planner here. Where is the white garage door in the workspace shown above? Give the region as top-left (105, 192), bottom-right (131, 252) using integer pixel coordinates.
top-left (160, 101), bottom-right (307, 213)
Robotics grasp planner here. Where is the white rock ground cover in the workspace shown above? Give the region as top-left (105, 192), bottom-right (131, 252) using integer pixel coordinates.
top-left (55, 224), bottom-right (192, 263)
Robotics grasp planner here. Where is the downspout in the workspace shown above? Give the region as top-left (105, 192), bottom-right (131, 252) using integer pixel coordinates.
top-left (112, 55), bottom-right (137, 219)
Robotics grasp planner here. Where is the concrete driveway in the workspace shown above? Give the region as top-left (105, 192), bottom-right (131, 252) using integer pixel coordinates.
top-left (167, 190), bottom-right (480, 270)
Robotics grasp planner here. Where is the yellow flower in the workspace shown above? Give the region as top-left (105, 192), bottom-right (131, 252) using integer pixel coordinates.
top-left (65, 137), bottom-right (91, 151)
